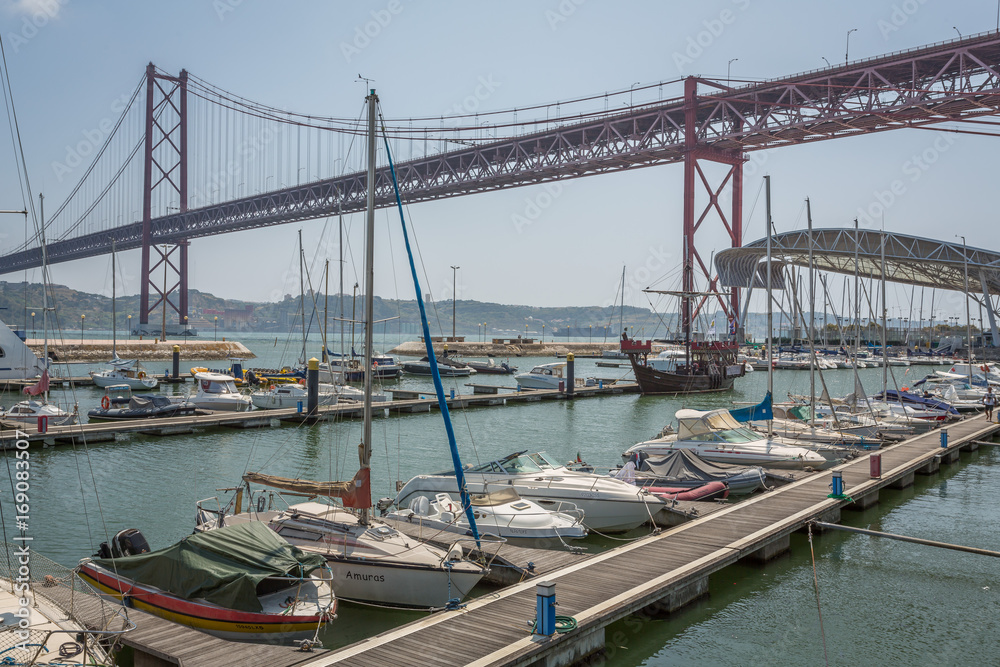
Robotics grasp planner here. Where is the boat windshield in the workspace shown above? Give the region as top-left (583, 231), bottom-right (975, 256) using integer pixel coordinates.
top-left (202, 380), bottom-right (238, 394)
top-left (685, 427), bottom-right (761, 444)
top-left (469, 451), bottom-right (559, 475)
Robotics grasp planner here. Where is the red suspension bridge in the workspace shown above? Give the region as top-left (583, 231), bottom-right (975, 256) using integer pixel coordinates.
top-left (3, 31), bottom-right (1000, 330)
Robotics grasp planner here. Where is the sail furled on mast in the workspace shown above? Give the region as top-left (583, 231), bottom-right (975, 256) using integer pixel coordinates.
top-left (243, 468), bottom-right (371, 509)
top-left (377, 105), bottom-right (481, 548)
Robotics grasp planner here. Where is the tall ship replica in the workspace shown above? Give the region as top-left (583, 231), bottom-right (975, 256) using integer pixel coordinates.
top-left (620, 289), bottom-right (745, 394)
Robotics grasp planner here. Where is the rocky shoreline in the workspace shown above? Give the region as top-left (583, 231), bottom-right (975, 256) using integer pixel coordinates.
top-left (388, 340), bottom-right (627, 358)
top-left (26, 338), bottom-right (255, 363)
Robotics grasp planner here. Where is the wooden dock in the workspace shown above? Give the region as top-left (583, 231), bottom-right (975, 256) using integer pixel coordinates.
top-left (51, 415), bottom-right (995, 666)
top-left (0, 381), bottom-right (639, 448)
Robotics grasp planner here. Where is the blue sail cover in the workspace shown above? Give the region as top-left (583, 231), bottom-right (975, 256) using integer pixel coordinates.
top-left (729, 391), bottom-right (773, 422)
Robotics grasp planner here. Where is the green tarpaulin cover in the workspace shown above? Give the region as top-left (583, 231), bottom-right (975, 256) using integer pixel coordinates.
top-left (94, 522), bottom-right (325, 613)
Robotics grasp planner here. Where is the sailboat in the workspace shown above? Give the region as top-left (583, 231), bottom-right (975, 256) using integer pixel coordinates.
top-left (5, 194), bottom-right (78, 426)
top-left (89, 241), bottom-right (158, 390)
top-left (194, 89), bottom-right (487, 609)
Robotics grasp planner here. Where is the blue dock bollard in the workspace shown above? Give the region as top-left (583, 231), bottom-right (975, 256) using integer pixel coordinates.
top-left (830, 470), bottom-right (844, 497)
top-left (450, 388), bottom-right (455, 400)
top-left (940, 429), bottom-right (949, 448)
top-left (535, 581), bottom-right (556, 636)
top-left (296, 400), bottom-right (303, 414)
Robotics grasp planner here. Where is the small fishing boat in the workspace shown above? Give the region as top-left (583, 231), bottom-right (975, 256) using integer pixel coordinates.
top-left (189, 372), bottom-right (252, 411)
top-left (250, 381), bottom-right (339, 410)
top-left (87, 384), bottom-right (198, 421)
top-left (387, 489), bottom-right (586, 545)
top-left (89, 358), bottom-right (158, 390)
top-left (76, 523), bottom-right (336, 644)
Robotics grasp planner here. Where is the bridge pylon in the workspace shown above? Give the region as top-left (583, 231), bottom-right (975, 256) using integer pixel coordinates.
top-left (682, 76), bottom-right (744, 341)
top-left (139, 63), bottom-right (189, 329)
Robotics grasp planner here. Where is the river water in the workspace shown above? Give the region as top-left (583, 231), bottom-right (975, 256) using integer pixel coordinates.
top-left (1, 332), bottom-right (995, 664)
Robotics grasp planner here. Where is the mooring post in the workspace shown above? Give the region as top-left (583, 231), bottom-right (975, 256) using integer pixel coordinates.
top-left (307, 357), bottom-right (319, 416)
top-left (940, 429), bottom-right (949, 448)
top-left (566, 352), bottom-right (575, 397)
top-left (172, 345), bottom-right (180, 379)
top-left (535, 581), bottom-right (556, 636)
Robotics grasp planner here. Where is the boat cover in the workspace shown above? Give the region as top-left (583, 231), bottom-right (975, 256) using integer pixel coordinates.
top-left (729, 391), bottom-right (774, 422)
top-left (630, 449), bottom-right (760, 484)
top-left (93, 522), bottom-right (325, 612)
top-left (873, 389), bottom-right (960, 415)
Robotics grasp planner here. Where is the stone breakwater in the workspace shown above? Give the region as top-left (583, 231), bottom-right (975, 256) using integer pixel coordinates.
top-left (26, 339), bottom-right (255, 363)
top-left (388, 340), bottom-right (626, 358)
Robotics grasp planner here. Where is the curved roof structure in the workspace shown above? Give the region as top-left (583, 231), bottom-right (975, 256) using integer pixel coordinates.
top-left (714, 229), bottom-right (1000, 296)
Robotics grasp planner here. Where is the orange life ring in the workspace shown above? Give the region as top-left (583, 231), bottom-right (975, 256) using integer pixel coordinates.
top-left (138, 371), bottom-right (146, 379)
top-left (101, 396), bottom-right (110, 409)
top-left (269, 384), bottom-right (276, 391)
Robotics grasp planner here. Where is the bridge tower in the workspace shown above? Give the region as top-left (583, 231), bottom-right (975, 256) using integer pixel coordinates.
top-left (682, 76), bottom-right (744, 340)
top-left (139, 63), bottom-right (189, 329)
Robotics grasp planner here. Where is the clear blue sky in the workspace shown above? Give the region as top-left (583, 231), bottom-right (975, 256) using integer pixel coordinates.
top-left (0, 0), bottom-right (997, 324)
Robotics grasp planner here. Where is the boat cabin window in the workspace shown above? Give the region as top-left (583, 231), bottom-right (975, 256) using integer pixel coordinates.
top-left (201, 379), bottom-right (238, 394)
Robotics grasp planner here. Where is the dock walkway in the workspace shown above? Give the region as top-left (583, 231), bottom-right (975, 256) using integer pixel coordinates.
top-left (0, 382), bottom-right (638, 448)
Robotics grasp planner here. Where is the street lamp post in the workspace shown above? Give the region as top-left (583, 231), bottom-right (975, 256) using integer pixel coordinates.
top-left (30, 312), bottom-right (35, 339)
top-left (542, 324), bottom-right (545, 343)
top-left (183, 316), bottom-right (189, 344)
top-left (128, 314), bottom-right (132, 341)
top-left (450, 265), bottom-right (460, 340)
top-left (80, 314), bottom-right (85, 343)
top-left (845, 28), bottom-right (858, 65)
top-left (727, 58), bottom-right (738, 85)
top-left (214, 316), bottom-right (218, 341)
top-left (589, 325), bottom-right (593, 343)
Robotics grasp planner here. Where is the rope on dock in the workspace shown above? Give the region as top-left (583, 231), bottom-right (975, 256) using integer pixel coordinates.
top-left (807, 523), bottom-right (830, 667)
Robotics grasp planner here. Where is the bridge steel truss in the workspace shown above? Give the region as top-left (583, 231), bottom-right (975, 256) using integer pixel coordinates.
top-left (5, 32), bottom-right (1000, 324)
top-left (714, 229), bottom-right (1000, 346)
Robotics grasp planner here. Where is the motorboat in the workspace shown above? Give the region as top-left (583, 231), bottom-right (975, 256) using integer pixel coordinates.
top-left (386, 488), bottom-right (587, 545)
top-left (89, 357), bottom-right (158, 390)
top-left (250, 382), bottom-right (339, 410)
top-left (622, 449), bottom-right (767, 495)
top-left (196, 473), bottom-right (487, 609)
top-left (464, 358), bottom-right (517, 374)
top-left (189, 372), bottom-right (252, 411)
top-left (394, 451), bottom-right (665, 533)
top-left (87, 385), bottom-right (198, 421)
top-left (514, 362), bottom-right (568, 389)
top-left (624, 409), bottom-right (830, 469)
top-left (401, 355), bottom-right (475, 377)
top-left (77, 524), bottom-right (335, 643)
top-left (320, 353), bottom-right (403, 382)
top-left (4, 396), bottom-right (78, 427)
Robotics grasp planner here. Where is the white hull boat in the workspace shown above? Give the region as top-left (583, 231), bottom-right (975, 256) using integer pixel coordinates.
top-left (250, 382), bottom-right (338, 410)
top-left (395, 451), bottom-right (663, 533)
top-left (387, 489), bottom-right (586, 545)
top-left (190, 371), bottom-right (252, 411)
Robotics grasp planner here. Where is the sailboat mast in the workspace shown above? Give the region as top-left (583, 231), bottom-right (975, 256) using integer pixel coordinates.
top-left (880, 231), bottom-right (888, 394)
top-left (111, 238), bottom-right (117, 359)
top-left (806, 198), bottom-right (815, 428)
top-left (853, 218), bottom-right (860, 366)
top-left (619, 265), bottom-right (625, 336)
top-left (361, 88), bottom-right (378, 525)
top-left (299, 229), bottom-right (306, 365)
top-left (39, 193), bottom-right (48, 403)
top-left (323, 260), bottom-right (329, 364)
top-left (764, 176), bottom-right (773, 438)
top-left (339, 213), bottom-right (345, 373)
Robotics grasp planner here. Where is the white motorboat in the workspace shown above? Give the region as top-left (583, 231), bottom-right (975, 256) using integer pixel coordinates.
top-left (395, 451), bottom-right (665, 533)
top-left (514, 362), bottom-right (568, 389)
top-left (90, 358), bottom-right (158, 390)
top-left (250, 382), bottom-right (338, 410)
top-left (387, 489), bottom-right (587, 545)
top-left (624, 409), bottom-right (830, 469)
top-left (3, 397), bottom-right (78, 426)
top-left (190, 372), bottom-right (252, 411)
top-left (401, 356), bottom-right (475, 377)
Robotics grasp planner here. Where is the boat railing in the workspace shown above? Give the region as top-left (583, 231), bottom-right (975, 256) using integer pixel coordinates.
top-left (0, 543), bottom-right (135, 665)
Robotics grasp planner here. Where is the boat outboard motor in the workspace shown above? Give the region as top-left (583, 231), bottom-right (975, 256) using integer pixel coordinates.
top-left (244, 369), bottom-right (259, 386)
top-left (96, 528), bottom-right (151, 559)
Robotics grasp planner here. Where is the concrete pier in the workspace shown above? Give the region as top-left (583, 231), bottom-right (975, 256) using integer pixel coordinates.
top-left (25, 338), bottom-right (255, 362)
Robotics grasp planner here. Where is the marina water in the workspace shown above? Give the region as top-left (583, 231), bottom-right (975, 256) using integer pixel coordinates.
top-left (2, 332), bottom-right (996, 663)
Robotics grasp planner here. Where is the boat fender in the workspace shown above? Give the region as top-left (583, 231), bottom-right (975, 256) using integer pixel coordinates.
top-left (101, 396), bottom-right (110, 409)
top-left (257, 496), bottom-right (267, 513)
